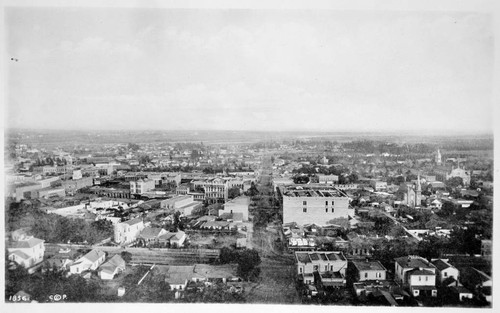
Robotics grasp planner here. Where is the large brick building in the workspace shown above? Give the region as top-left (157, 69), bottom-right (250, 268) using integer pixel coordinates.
top-left (278, 185), bottom-right (352, 225)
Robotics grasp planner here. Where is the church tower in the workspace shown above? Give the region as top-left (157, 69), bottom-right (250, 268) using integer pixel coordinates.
top-left (415, 173), bottom-right (422, 208)
top-left (435, 149), bottom-right (442, 165)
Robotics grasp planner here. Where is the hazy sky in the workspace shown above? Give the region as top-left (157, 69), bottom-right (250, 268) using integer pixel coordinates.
top-left (5, 7), bottom-right (494, 133)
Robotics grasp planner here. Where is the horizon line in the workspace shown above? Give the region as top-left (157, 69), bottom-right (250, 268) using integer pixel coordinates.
top-left (4, 127), bottom-right (494, 136)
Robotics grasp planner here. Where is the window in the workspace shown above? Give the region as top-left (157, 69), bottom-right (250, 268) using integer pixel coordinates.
top-left (419, 276), bottom-right (421, 281)
top-left (332, 208), bottom-right (335, 213)
top-left (325, 208), bottom-right (328, 213)
top-left (365, 273), bottom-right (368, 278)
top-left (303, 201), bottom-right (307, 205)
top-left (303, 208), bottom-right (307, 213)
top-left (325, 265), bottom-right (328, 271)
top-left (332, 200), bottom-right (335, 206)
top-left (444, 272), bottom-right (448, 277)
top-left (325, 201), bottom-right (328, 205)
top-left (426, 276), bottom-right (428, 281)
top-left (299, 268), bottom-right (303, 273)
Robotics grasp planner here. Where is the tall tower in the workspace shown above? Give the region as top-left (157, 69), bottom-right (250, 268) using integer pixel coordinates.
top-left (416, 173), bottom-right (422, 208)
top-left (435, 149), bottom-right (442, 165)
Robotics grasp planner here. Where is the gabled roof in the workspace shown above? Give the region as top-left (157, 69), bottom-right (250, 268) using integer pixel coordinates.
top-left (10, 250), bottom-right (31, 260)
top-left (107, 254), bottom-right (126, 267)
top-left (83, 249), bottom-right (105, 263)
top-left (395, 256), bottom-right (435, 269)
top-left (140, 227), bottom-right (165, 239)
top-left (9, 237), bottom-right (44, 249)
top-left (100, 255), bottom-right (125, 274)
top-left (158, 232), bottom-right (176, 241)
top-left (431, 259), bottom-right (454, 271)
top-left (123, 217), bottom-right (143, 226)
top-left (173, 231), bottom-right (185, 240)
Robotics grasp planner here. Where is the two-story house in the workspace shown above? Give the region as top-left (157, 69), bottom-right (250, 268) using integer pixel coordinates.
top-left (395, 255), bottom-right (437, 297)
top-left (114, 217), bottom-right (145, 245)
top-left (431, 259), bottom-right (460, 286)
top-left (295, 251), bottom-right (347, 287)
top-left (7, 237), bottom-right (45, 268)
top-left (351, 260), bottom-right (387, 282)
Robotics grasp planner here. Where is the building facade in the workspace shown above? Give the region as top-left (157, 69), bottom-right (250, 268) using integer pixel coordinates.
top-left (295, 251), bottom-right (347, 286)
top-left (130, 179), bottom-right (155, 195)
top-left (114, 218), bottom-right (145, 245)
top-left (280, 186), bottom-right (351, 225)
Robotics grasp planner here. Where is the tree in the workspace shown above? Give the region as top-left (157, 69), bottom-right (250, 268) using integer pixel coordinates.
top-left (236, 249), bottom-right (261, 282)
top-left (416, 235), bottom-right (447, 260)
top-left (219, 246), bottom-right (239, 264)
top-left (228, 187), bottom-right (241, 200)
top-left (245, 182), bottom-right (259, 197)
top-left (446, 177), bottom-right (464, 188)
top-left (447, 227), bottom-right (481, 256)
top-left (127, 143), bottom-right (140, 151)
top-left (121, 251), bottom-right (133, 264)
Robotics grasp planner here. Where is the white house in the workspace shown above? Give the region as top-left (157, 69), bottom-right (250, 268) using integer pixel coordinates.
top-left (7, 237), bottom-right (45, 268)
top-left (69, 249), bottom-right (106, 274)
top-left (158, 230), bottom-right (187, 248)
top-left (352, 260), bottom-right (387, 282)
top-left (99, 254), bottom-right (126, 280)
top-left (114, 217), bottom-right (145, 245)
top-left (295, 251), bottom-right (347, 286)
top-left (431, 259), bottom-right (460, 285)
top-left (395, 255), bottom-right (437, 297)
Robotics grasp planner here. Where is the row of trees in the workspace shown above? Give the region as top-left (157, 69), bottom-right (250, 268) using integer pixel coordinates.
top-left (6, 200), bottom-right (113, 244)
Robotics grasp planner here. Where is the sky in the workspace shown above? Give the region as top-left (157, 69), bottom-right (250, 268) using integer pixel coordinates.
top-left (5, 6), bottom-right (495, 133)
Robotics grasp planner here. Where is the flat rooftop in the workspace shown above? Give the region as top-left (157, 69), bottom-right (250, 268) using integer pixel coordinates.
top-left (283, 187), bottom-right (346, 198)
top-left (295, 251), bottom-right (347, 264)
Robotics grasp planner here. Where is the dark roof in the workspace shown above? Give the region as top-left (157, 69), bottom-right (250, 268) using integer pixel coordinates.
top-left (321, 271), bottom-right (343, 279)
top-left (451, 286), bottom-right (472, 294)
top-left (431, 259), bottom-right (453, 271)
top-left (295, 253), bottom-right (311, 264)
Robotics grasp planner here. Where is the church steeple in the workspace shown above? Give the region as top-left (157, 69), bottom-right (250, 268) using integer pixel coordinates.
top-left (435, 148), bottom-right (442, 165)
